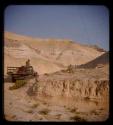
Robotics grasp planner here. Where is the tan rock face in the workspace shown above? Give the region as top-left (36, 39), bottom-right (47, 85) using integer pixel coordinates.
top-left (25, 63), bottom-right (109, 100)
top-left (36, 78), bottom-right (109, 99)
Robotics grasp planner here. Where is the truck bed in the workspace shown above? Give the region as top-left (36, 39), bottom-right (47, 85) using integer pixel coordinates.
top-left (7, 67), bottom-right (19, 75)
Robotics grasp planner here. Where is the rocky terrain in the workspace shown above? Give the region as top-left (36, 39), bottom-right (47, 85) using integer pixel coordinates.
top-left (4, 32), bottom-right (109, 122)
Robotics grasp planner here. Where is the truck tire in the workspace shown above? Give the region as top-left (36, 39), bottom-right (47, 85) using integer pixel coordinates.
top-left (12, 75), bottom-right (16, 82)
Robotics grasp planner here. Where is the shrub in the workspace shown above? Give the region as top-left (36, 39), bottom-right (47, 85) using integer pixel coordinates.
top-left (39, 109), bottom-right (50, 115)
top-left (23, 109), bottom-right (33, 113)
top-left (69, 107), bottom-right (78, 113)
top-left (26, 109), bottom-right (33, 113)
top-left (70, 115), bottom-right (87, 122)
top-left (44, 73), bottom-right (49, 76)
top-left (90, 110), bottom-right (99, 115)
top-left (30, 103), bottom-right (39, 108)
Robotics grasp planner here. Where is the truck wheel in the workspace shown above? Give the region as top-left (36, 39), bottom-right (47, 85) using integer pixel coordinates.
top-left (12, 76), bottom-right (16, 82)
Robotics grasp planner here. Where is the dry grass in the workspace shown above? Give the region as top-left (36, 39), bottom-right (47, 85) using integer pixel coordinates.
top-left (43, 102), bottom-right (47, 105)
top-left (69, 107), bottom-right (78, 113)
top-left (30, 103), bottom-right (39, 108)
top-left (39, 109), bottom-right (50, 115)
top-left (27, 110), bottom-right (33, 113)
top-left (70, 115), bottom-right (87, 122)
top-left (44, 73), bottom-right (49, 76)
top-left (90, 110), bottom-right (99, 115)
top-left (56, 114), bottom-right (62, 117)
top-left (23, 109), bottom-right (33, 113)
top-left (99, 108), bottom-right (104, 111)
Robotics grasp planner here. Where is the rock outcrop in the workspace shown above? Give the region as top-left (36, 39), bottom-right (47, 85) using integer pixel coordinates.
top-left (36, 78), bottom-right (109, 99)
top-left (27, 63), bottom-right (109, 100)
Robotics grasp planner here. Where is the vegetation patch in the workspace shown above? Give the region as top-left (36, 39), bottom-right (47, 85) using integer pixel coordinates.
top-left (76, 112), bottom-right (81, 115)
top-left (64, 105), bottom-right (66, 108)
top-left (70, 115), bottom-right (87, 122)
top-left (90, 110), bottom-right (99, 115)
top-left (30, 103), bottom-right (39, 108)
top-left (26, 110), bottom-right (33, 113)
top-left (69, 107), bottom-right (78, 113)
top-left (40, 118), bottom-right (43, 120)
top-left (23, 109), bottom-right (33, 113)
top-left (9, 80), bottom-right (27, 90)
top-left (43, 102), bottom-right (47, 105)
top-left (44, 73), bottom-right (49, 76)
top-left (56, 114), bottom-right (62, 117)
top-left (99, 108), bottom-right (104, 111)
top-left (39, 109), bottom-right (50, 115)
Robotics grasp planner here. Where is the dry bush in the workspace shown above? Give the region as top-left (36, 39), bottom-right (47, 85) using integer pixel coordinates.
top-left (69, 107), bottom-right (78, 113)
top-left (90, 110), bottom-right (99, 115)
top-left (99, 108), bottom-right (104, 111)
top-left (30, 103), bottom-right (39, 108)
top-left (39, 109), bottom-right (50, 115)
top-left (26, 110), bottom-right (33, 113)
top-left (23, 109), bottom-right (33, 113)
top-left (44, 73), bottom-right (49, 76)
top-left (70, 115), bottom-right (87, 122)
top-left (43, 102), bottom-right (47, 105)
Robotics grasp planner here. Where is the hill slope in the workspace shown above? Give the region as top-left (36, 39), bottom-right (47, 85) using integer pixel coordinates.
top-left (4, 31), bottom-right (105, 74)
top-left (78, 52), bottom-right (109, 68)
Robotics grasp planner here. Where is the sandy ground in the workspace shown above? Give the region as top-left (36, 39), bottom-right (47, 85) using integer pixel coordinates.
top-left (4, 82), bottom-right (109, 122)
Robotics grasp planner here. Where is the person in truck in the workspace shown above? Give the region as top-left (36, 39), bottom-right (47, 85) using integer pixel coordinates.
top-left (26, 59), bottom-right (30, 67)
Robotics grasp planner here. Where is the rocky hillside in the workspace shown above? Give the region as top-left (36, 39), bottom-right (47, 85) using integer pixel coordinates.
top-left (4, 31), bottom-right (105, 75)
top-left (78, 52), bottom-right (109, 68)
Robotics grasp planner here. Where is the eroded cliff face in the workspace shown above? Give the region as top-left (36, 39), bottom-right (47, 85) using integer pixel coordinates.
top-left (36, 78), bottom-right (109, 99)
top-left (28, 66), bottom-right (109, 100)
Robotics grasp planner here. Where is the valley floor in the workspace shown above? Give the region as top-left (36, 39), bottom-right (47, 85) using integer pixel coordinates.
top-left (4, 82), bottom-right (109, 122)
